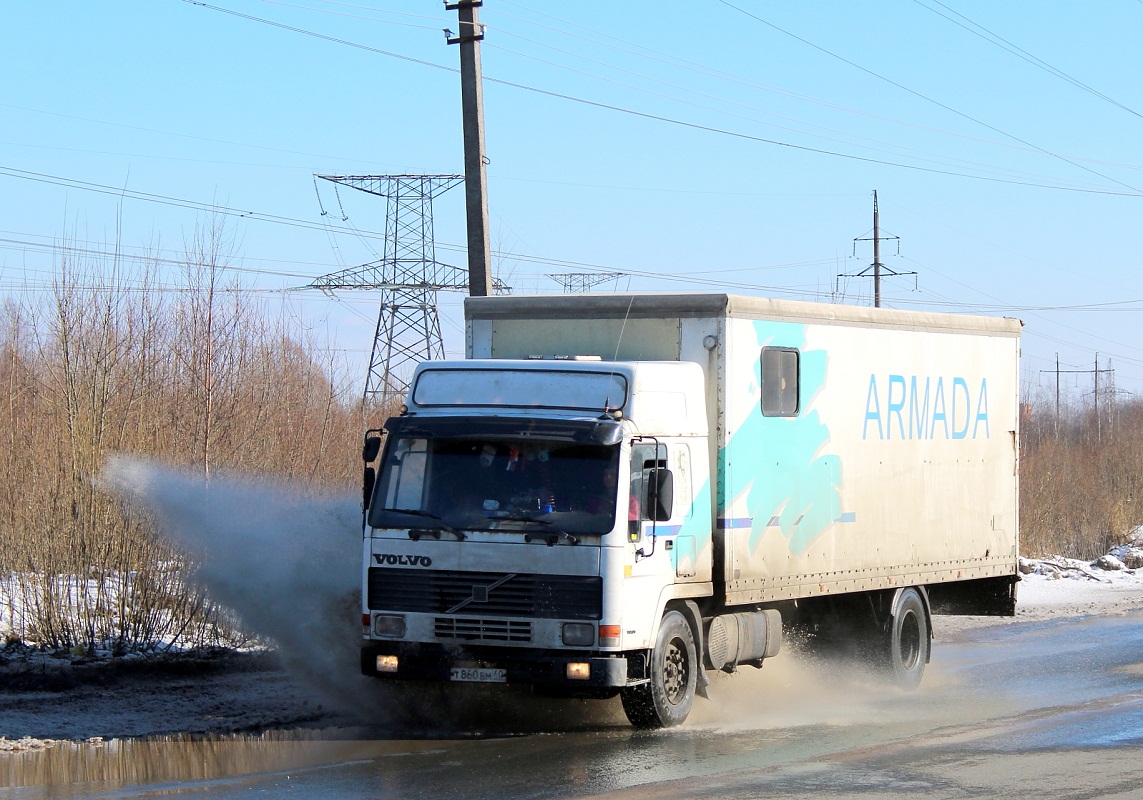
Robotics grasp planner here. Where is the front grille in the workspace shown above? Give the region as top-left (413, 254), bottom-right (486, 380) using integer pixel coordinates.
top-left (434, 617), bottom-right (532, 642)
top-left (368, 568), bottom-right (602, 620)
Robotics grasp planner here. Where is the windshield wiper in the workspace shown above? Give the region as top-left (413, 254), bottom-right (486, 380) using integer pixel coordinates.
top-left (500, 514), bottom-right (579, 546)
top-left (385, 508), bottom-right (466, 541)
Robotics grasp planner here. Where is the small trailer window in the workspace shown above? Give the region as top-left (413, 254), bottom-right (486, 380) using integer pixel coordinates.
top-left (761, 347), bottom-right (799, 417)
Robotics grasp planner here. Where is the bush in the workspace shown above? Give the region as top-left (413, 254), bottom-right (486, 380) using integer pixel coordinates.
top-left (0, 225), bottom-right (362, 651)
top-left (1020, 390), bottom-right (1143, 559)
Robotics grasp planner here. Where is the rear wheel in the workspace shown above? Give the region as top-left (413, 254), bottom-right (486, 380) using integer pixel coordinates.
top-left (885, 587), bottom-right (929, 689)
top-left (621, 610), bottom-right (697, 728)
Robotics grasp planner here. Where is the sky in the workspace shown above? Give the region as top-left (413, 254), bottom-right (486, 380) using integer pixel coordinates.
top-left (3, 1), bottom-right (1143, 402)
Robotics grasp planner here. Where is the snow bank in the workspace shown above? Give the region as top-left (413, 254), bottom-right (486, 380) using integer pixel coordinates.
top-left (0, 737), bottom-right (56, 753)
top-left (1016, 533), bottom-right (1143, 618)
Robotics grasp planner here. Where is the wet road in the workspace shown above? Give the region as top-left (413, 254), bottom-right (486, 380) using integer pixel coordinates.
top-left (7, 610), bottom-right (1143, 799)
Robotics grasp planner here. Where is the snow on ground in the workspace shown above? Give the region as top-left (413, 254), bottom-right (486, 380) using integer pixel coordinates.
top-left (1017, 562), bottom-right (1143, 618)
top-left (1015, 534), bottom-right (1143, 619)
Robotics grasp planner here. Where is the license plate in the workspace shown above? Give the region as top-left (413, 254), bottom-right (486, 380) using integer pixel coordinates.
top-left (450, 666), bottom-right (507, 683)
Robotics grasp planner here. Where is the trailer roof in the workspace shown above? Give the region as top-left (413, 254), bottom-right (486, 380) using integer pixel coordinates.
top-left (465, 293), bottom-right (1021, 337)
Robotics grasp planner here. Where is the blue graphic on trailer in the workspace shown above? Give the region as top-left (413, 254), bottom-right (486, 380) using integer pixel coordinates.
top-left (672, 321), bottom-right (848, 573)
top-left (731, 321), bottom-right (844, 556)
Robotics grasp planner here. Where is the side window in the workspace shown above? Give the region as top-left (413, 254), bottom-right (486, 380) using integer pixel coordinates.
top-left (630, 442), bottom-right (669, 526)
top-left (384, 437), bottom-right (428, 510)
top-left (761, 347), bottom-right (799, 417)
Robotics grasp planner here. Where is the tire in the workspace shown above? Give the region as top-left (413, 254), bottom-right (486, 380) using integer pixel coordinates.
top-left (621, 610), bottom-right (698, 728)
top-left (885, 587), bottom-right (930, 690)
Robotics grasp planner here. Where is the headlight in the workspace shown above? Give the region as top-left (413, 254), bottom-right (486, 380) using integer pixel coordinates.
top-left (562, 622), bottom-right (595, 647)
top-left (373, 614), bottom-right (406, 638)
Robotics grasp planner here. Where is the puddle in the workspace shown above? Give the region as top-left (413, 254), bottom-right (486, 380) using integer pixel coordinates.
top-left (1, 730), bottom-right (446, 794)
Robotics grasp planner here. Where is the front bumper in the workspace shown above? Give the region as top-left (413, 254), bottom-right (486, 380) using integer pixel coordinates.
top-left (361, 642), bottom-right (635, 689)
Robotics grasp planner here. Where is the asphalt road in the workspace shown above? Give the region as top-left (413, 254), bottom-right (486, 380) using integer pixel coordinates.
top-left (7, 610), bottom-right (1143, 799)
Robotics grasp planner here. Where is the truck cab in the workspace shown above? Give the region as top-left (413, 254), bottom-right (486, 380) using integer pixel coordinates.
top-left (361, 358), bottom-right (714, 726)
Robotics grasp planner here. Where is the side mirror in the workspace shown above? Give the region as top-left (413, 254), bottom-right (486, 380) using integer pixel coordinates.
top-left (362, 434), bottom-right (382, 463)
top-left (647, 469), bottom-right (674, 522)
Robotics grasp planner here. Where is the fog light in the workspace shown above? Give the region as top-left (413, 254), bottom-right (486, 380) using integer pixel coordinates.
top-left (599, 624), bottom-right (621, 647)
top-left (373, 614), bottom-right (406, 638)
top-left (566, 662), bottom-right (591, 680)
top-left (375, 654), bottom-right (399, 673)
top-left (562, 622), bottom-right (595, 647)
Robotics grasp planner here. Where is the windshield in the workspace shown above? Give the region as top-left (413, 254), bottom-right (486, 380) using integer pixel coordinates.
top-left (370, 434), bottom-right (620, 536)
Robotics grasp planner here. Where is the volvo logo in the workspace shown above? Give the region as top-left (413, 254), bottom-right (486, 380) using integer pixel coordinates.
top-left (373, 554), bottom-right (432, 567)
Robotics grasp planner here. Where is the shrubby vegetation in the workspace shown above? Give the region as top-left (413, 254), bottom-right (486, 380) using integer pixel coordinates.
top-left (0, 225), bottom-right (367, 652)
top-left (1020, 388), bottom-right (1143, 560)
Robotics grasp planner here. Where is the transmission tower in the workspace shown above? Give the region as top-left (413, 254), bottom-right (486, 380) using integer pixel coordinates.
top-left (547, 272), bottom-right (626, 293)
top-left (309, 174), bottom-right (505, 409)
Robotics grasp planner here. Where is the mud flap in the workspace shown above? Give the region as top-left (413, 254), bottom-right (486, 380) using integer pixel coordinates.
top-left (680, 599), bottom-right (710, 699)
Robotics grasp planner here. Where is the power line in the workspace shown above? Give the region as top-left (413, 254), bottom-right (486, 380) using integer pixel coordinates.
top-left (912, 0), bottom-right (1143, 120)
top-left (0, 102), bottom-right (394, 168)
top-left (494, 3), bottom-right (1143, 172)
top-left (467, 75), bottom-right (1140, 193)
top-left (0, 164), bottom-right (1112, 298)
top-left (11, 162), bottom-right (1143, 324)
top-left (487, 6), bottom-right (1143, 176)
top-left (714, 0), bottom-right (1143, 196)
top-left (176, 1), bottom-right (1143, 196)
top-left (480, 38), bottom-right (1109, 186)
top-left (7, 163), bottom-right (1143, 314)
top-left (7, 221), bottom-right (1143, 314)
top-left (0, 235), bottom-right (327, 279)
top-left (249, 0), bottom-right (443, 30)
top-left (9, 221), bottom-right (1143, 376)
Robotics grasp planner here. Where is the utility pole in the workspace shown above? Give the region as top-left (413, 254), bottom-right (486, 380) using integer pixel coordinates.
top-left (1040, 353), bottom-right (1114, 441)
top-left (838, 190), bottom-right (913, 308)
top-left (446, 0), bottom-right (493, 298)
top-left (1095, 354), bottom-right (1104, 413)
top-left (873, 191), bottom-right (882, 307)
top-left (1040, 353), bottom-right (1064, 437)
top-left (1054, 353), bottom-right (1060, 422)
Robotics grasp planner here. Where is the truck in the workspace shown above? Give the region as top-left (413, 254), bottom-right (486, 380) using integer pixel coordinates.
top-left (359, 293), bottom-right (1020, 728)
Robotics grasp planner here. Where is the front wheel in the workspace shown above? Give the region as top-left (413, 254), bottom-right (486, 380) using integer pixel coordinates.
top-left (621, 610), bottom-right (697, 728)
top-left (885, 587), bottom-right (930, 689)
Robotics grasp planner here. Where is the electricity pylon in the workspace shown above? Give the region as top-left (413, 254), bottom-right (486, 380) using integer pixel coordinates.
top-left (309, 174), bottom-right (506, 409)
top-left (547, 272), bottom-right (625, 293)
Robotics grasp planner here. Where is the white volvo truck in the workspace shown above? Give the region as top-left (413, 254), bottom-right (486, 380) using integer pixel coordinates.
top-left (360, 294), bottom-right (1020, 727)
